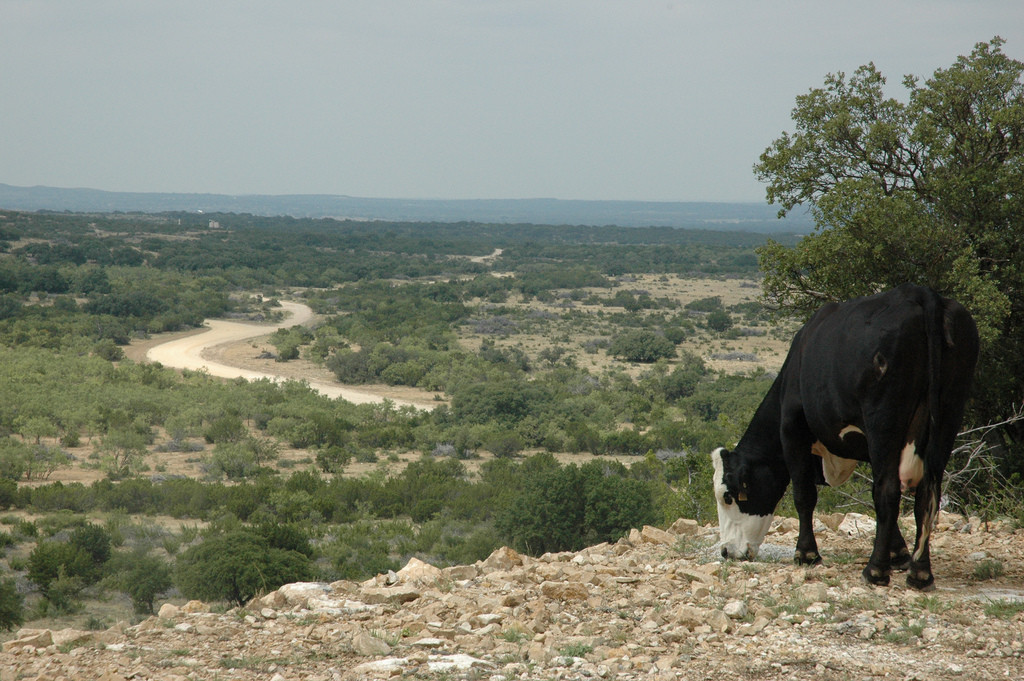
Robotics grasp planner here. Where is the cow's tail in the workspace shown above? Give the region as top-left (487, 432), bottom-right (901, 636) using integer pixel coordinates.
top-left (922, 288), bottom-right (945, 452)
top-left (919, 286), bottom-right (979, 487)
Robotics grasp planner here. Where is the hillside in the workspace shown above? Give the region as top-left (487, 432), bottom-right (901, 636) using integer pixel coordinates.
top-left (4, 512), bottom-right (1023, 680)
top-left (0, 183), bottom-right (811, 232)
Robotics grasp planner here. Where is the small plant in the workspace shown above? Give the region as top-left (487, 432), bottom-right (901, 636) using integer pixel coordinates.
top-left (501, 627), bottom-right (528, 643)
top-left (883, 619), bottom-right (925, 645)
top-left (973, 559), bottom-right (1004, 581)
top-left (558, 642), bottom-right (593, 658)
top-left (85, 615), bottom-right (107, 631)
top-left (983, 599), bottom-right (1024, 619)
top-left (219, 657), bottom-right (265, 670)
top-left (916, 595), bottom-right (950, 614)
top-left (370, 628), bottom-right (401, 646)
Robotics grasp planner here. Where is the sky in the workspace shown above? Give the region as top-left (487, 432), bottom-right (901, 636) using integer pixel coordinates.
top-left (1, 1), bottom-right (1020, 203)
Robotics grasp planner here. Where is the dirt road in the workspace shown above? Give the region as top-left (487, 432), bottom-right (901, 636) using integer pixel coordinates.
top-left (145, 301), bottom-right (436, 410)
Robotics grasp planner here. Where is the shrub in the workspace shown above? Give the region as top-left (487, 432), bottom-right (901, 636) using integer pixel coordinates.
top-left (175, 530), bottom-right (312, 606)
top-left (684, 296), bottom-right (723, 313)
top-left (108, 551), bottom-right (173, 614)
top-left (0, 577), bottom-right (24, 631)
top-left (705, 309), bottom-right (734, 332)
top-left (608, 330), bottom-right (676, 363)
top-left (0, 478), bottom-right (16, 510)
top-left (28, 541), bottom-right (92, 596)
top-left (45, 568), bottom-right (84, 614)
top-left (203, 414), bottom-right (247, 444)
top-left (315, 444), bottom-right (354, 473)
top-left (494, 454), bottom-right (656, 555)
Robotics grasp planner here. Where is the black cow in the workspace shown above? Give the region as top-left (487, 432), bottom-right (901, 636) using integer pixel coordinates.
top-left (712, 284), bottom-right (978, 590)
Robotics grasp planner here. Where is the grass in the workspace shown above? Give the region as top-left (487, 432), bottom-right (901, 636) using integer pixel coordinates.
top-left (218, 656), bottom-right (268, 670)
top-left (883, 619), bottom-right (926, 645)
top-left (983, 599), bottom-right (1024, 619)
top-left (916, 595), bottom-right (952, 615)
top-left (370, 627), bottom-right (402, 646)
top-left (972, 559), bottom-right (1005, 581)
top-left (558, 642), bottom-right (594, 658)
top-left (500, 627), bottom-right (529, 643)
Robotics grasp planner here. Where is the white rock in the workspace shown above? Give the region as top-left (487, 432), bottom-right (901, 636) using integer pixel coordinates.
top-left (796, 583), bottom-right (828, 604)
top-left (398, 557), bottom-right (444, 584)
top-left (157, 603), bottom-right (180, 619)
top-left (427, 654), bottom-right (495, 672)
top-left (640, 525), bottom-right (676, 546)
top-left (838, 513), bottom-right (876, 537)
top-left (669, 518), bottom-right (699, 536)
top-left (350, 657), bottom-right (409, 676)
top-left (276, 582), bottom-right (331, 607)
top-left (352, 630), bottom-right (392, 656)
top-left (723, 601), bottom-right (748, 619)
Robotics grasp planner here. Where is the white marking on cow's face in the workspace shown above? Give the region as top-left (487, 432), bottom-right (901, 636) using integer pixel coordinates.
top-left (712, 447), bottom-right (773, 560)
top-left (899, 441), bottom-right (924, 493)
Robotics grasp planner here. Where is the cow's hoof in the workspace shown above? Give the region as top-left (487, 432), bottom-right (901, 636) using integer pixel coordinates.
top-left (861, 566), bottom-right (890, 587)
top-left (794, 551), bottom-right (822, 566)
top-left (907, 571), bottom-right (935, 592)
top-left (890, 550), bottom-right (911, 572)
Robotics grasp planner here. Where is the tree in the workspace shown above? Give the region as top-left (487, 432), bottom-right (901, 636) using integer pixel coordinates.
top-left (175, 530), bottom-right (312, 606)
top-left (608, 330), bottom-right (676, 363)
top-left (754, 37), bottom-right (1024, 428)
top-left (705, 309), bottom-right (733, 333)
top-left (0, 576), bottom-right (23, 631)
top-left (27, 542), bottom-right (92, 597)
top-left (100, 427), bottom-right (149, 479)
top-left (109, 551), bottom-right (173, 614)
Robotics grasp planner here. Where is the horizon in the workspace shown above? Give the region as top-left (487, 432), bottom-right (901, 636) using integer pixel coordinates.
top-left (2, 3), bottom-right (1018, 203)
top-left (0, 183), bottom-right (811, 232)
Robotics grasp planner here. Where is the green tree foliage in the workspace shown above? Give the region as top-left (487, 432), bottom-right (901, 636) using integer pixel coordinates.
top-left (754, 37), bottom-right (1024, 427)
top-left (108, 550), bottom-right (173, 614)
top-left (174, 530), bottom-right (313, 606)
top-left (28, 542), bottom-right (92, 597)
top-left (608, 330), bottom-right (676, 363)
top-left (494, 454), bottom-right (656, 555)
top-left (0, 576), bottom-right (24, 631)
top-left (704, 309), bottom-right (733, 333)
top-left (269, 325), bottom-right (314, 361)
top-left (452, 380), bottom-right (552, 428)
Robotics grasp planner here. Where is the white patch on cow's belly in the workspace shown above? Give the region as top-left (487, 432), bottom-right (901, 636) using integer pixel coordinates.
top-left (899, 441), bottom-right (924, 493)
top-left (839, 425), bottom-right (864, 438)
top-left (811, 440), bottom-right (858, 487)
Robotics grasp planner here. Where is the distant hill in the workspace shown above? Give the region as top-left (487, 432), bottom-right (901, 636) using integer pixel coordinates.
top-left (0, 183), bottom-right (810, 232)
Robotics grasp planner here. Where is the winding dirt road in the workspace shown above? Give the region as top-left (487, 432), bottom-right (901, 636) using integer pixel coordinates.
top-left (146, 301), bottom-right (434, 410)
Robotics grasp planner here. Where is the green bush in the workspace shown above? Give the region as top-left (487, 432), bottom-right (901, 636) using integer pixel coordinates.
top-left (608, 330), bottom-right (676, 363)
top-left (175, 530), bottom-right (312, 606)
top-left (28, 542), bottom-right (92, 596)
top-left (108, 550), bottom-right (173, 614)
top-left (705, 309), bottom-right (734, 332)
top-left (494, 454), bottom-right (656, 555)
top-left (0, 576), bottom-right (24, 631)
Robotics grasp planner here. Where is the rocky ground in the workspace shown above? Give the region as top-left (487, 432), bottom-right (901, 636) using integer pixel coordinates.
top-left (3, 512), bottom-right (1024, 681)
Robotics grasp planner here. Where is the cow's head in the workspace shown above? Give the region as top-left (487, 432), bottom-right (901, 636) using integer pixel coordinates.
top-left (711, 447), bottom-right (774, 560)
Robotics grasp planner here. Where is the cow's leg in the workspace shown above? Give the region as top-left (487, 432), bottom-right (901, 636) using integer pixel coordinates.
top-left (889, 530), bottom-right (912, 571)
top-left (864, 450), bottom-right (903, 586)
top-left (782, 420), bottom-right (821, 565)
top-left (791, 465), bottom-right (822, 565)
top-left (906, 472), bottom-right (940, 591)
